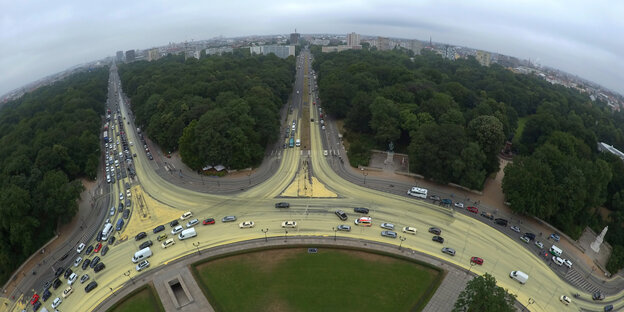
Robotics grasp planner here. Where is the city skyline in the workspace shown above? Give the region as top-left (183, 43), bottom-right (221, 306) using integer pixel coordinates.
top-left (2, 0), bottom-right (622, 96)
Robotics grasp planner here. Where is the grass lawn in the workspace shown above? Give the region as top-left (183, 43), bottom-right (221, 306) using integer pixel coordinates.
top-left (193, 248), bottom-right (442, 312)
top-left (514, 116), bottom-right (529, 139)
top-left (107, 285), bottom-right (164, 312)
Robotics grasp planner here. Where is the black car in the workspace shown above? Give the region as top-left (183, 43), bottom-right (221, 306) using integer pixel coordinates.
top-left (139, 240), bottom-right (153, 250)
top-left (275, 202), bottom-right (290, 208)
top-left (335, 210), bottom-right (348, 221)
top-left (428, 227), bottom-right (442, 235)
top-left (42, 289), bottom-right (51, 302)
top-left (523, 233), bottom-right (536, 241)
top-left (153, 225), bottom-right (165, 234)
top-left (54, 267), bottom-right (65, 278)
top-left (96, 231), bottom-right (103, 242)
top-left (52, 278), bottom-right (62, 290)
top-left (604, 305), bottom-right (613, 312)
top-left (82, 259), bottom-right (91, 270)
top-left (480, 212), bottom-right (494, 220)
top-left (432, 236), bottom-right (445, 243)
top-left (101, 246), bottom-right (109, 256)
top-left (85, 245), bottom-right (94, 255)
top-left (85, 281), bottom-right (98, 293)
top-left (118, 202), bottom-right (124, 213)
top-left (123, 209), bottom-right (130, 219)
top-left (108, 236), bottom-right (116, 245)
top-left (593, 291), bottom-right (605, 301)
top-left (170, 220), bottom-right (179, 227)
top-left (125, 183), bottom-right (130, 190)
top-left (33, 301), bottom-right (42, 311)
top-left (494, 218), bottom-right (508, 226)
top-left (42, 280), bottom-right (51, 290)
top-left (429, 195), bottom-right (441, 201)
top-left (64, 268), bottom-right (73, 279)
top-left (125, 199), bottom-right (131, 207)
top-left (135, 232), bottom-right (147, 241)
top-left (94, 262), bottom-right (106, 273)
top-left (354, 207), bottom-right (369, 214)
top-left (90, 256), bottom-right (100, 268)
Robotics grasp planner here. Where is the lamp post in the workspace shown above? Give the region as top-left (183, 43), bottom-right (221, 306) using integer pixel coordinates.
top-left (247, 172), bottom-right (252, 185)
top-left (468, 260), bottom-right (476, 274)
top-left (525, 298), bottom-right (535, 311)
top-left (123, 270), bottom-right (135, 285)
top-left (193, 242), bottom-right (201, 255)
top-left (399, 236), bottom-right (407, 250)
top-left (332, 227), bottom-right (337, 241)
top-left (261, 228), bottom-right (269, 242)
top-left (284, 230), bottom-right (288, 242)
top-left (363, 171), bottom-right (368, 184)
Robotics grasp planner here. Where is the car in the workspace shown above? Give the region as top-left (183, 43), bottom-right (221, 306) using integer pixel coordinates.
top-left (494, 218), bottom-right (508, 226)
top-left (593, 291), bottom-right (605, 301)
top-left (118, 202), bottom-right (124, 212)
top-left (454, 202), bottom-right (464, 208)
top-left (335, 210), bottom-right (348, 221)
top-left (550, 233), bottom-right (561, 242)
top-left (186, 218), bottom-right (199, 228)
top-left (564, 259), bottom-right (573, 268)
top-left (119, 192), bottom-right (124, 200)
top-left (157, 233), bottom-right (167, 242)
top-left (125, 199), bottom-right (132, 207)
top-left (171, 225), bottom-right (183, 234)
top-left (126, 189), bottom-right (131, 198)
top-left (402, 226), bottom-right (417, 234)
top-left (110, 206), bottom-right (115, 216)
top-left (54, 267), bottom-right (65, 278)
top-left (94, 242), bottom-right (102, 253)
top-left (442, 247), bottom-right (456, 256)
top-left (552, 256), bottom-right (564, 266)
top-left (432, 236), bottom-right (444, 243)
top-left (381, 231), bottom-right (397, 238)
top-left (135, 232), bottom-right (147, 241)
top-left (337, 225), bottom-right (351, 231)
top-left (559, 295), bottom-right (571, 305)
top-left (30, 294), bottom-right (39, 305)
top-left (77, 243), bottom-right (85, 253)
top-left (222, 216), bottom-right (237, 222)
top-left (180, 211), bottom-right (193, 220)
top-left (153, 225), bottom-right (165, 234)
top-left (125, 182), bottom-right (130, 190)
top-left (520, 236), bottom-right (530, 243)
top-left (162, 238), bottom-right (175, 249)
top-left (467, 206), bottom-right (478, 214)
top-left (101, 245), bottom-right (109, 256)
top-left (96, 231), bottom-right (103, 242)
top-left (62, 286), bottom-right (73, 298)
top-left (604, 304), bottom-right (614, 312)
top-left (90, 256), bottom-right (100, 268)
top-left (52, 278), bottom-right (62, 290)
top-left (470, 257), bottom-right (484, 265)
top-left (80, 274), bottom-right (90, 284)
top-left (441, 199), bottom-right (452, 205)
top-left (239, 221), bottom-right (255, 228)
top-left (64, 268), bottom-right (73, 279)
top-left (428, 227), bottom-right (442, 235)
top-left (480, 212), bottom-right (494, 220)
top-left (73, 257), bottom-right (82, 267)
top-left (524, 233), bottom-right (536, 241)
top-left (51, 297), bottom-right (62, 309)
top-left (123, 208), bottom-right (130, 219)
top-left (139, 240), bottom-right (153, 250)
top-left (136, 259), bottom-right (150, 272)
top-left (41, 288), bottom-right (51, 301)
top-left (203, 218), bottom-right (215, 225)
top-left (429, 195), bottom-right (441, 201)
top-left (81, 259), bottom-right (91, 270)
top-left (275, 202), bottom-right (290, 208)
top-left (94, 262), bottom-right (106, 273)
top-left (170, 219), bottom-right (179, 227)
top-left (282, 221), bottom-right (297, 228)
top-left (380, 223), bottom-right (395, 230)
top-left (85, 281), bottom-right (98, 293)
top-left (535, 241), bottom-right (544, 249)
top-left (67, 273), bottom-right (77, 285)
top-left (354, 207), bottom-right (369, 214)
top-left (510, 226), bottom-right (521, 233)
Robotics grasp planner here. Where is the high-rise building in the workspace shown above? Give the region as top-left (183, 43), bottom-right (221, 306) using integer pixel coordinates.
top-left (250, 45), bottom-right (295, 58)
top-left (409, 40), bottom-right (423, 55)
top-left (116, 51), bottom-right (124, 62)
top-left (377, 37), bottom-right (391, 51)
top-left (347, 32), bottom-right (360, 47)
top-left (125, 50), bottom-right (135, 62)
top-left (475, 50), bottom-right (491, 66)
top-left (290, 32), bottom-right (300, 45)
top-left (147, 48), bottom-right (160, 61)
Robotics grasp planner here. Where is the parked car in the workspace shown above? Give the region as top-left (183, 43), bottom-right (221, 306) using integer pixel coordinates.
top-left (203, 218), bottom-right (215, 225)
top-left (442, 247), bottom-right (456, 256)
top-left (101, 246), bottom-right (109, 256)
top-left (180, 211), bottom-right (193, 220)
top-left (85, 281), bottom-right (98, 293)
top-left (480, 212), bottom-right (494, 220)
top-left (428, 227), bottom-right (442, 235)
top-left (337, 225), bottom-right (351, 231)
top-left (108, 236), bottom-right (116, 245)
top-left (467, 206), bottom-right (478, 214)
top-left (30, 294), bottom-right (39, 305)
top-left (494, 218), bottom-right (508, 226)
top-left (85, 245), bottom-right (94, 255)
top-left (81, 259), bottom-right (91, 270)
top-left (535, 241), bottom-right (544, 249)
top-left (380, 223), bottom-right (395, 230)
top-left (186, 218), bottom-right (199, 228)
top-left (381, 231), bottom-right (397, 238)
top-left (550, 233), bottom-right (561, 242)
top-left (470, 257), bottom-right (484, 265)
top-left (90, 256), bottom-right (100, 268)
top-left (139, 240), bottom-right (153, 250)
top-left (524, 232), bottom-right (536, 241)
top-left (171, 225), bottom-right (183, 234)
top-left (335, 210), bottom-right (348, 221)
top-left (123, 209), bottom-right (130, 219)
top-left (153, 225), bottom-right (165, 234)
top-left (429, 195), bottom-right (441, 201)
top-left (564, 259), bottom-right (573, 268)
top-left (51, 297), bottom-right (62, 309)
top-left (162, 238), bottom-right (175, 249)
top-left (510, 226), bottom-right (521, 233)
top-left (52, 279), bottom-right (62, 289)
top-left (94, 243), bottom-right (102, 253)
top-left (135, 260), bottom-right (150, 272)
top-left (73, 257), bottom-right (82, 267)
top-left (76, 243), bottom-right (85, 253)
top-left (156, 234), bottom-right (167, 242)
top-left (552, 256), bottom-right (564, 266)
top-left (135, 232), bottom-right (147, 241)
top-left (520, 236), bottom-right (530, 244)
top-left (94, 262), bottom-right (106, 273)
top-left (64, 268), bottom-right (73, 279)
top-left (169, 220), bottom-right (179, 227)
top-left (454, 202), bottom-right (464, 209)
top-left (62, 286), bottom-right (73, 298)
top-left (222, 216), bottom-right (237, 222)
top-left (354, 207), bottom-right (369, 214)
top-left (441, 199), bottom-right (452, 205)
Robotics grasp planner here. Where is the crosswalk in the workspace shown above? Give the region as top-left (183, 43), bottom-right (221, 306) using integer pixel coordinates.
top-left (564, 268), bottom-right (601, 293)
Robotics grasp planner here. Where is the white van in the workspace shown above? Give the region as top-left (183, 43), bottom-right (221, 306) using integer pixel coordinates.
top-left (101, 223), bottom-right (113, 241)
top-left (178, 228), bottom-right (197, 240)
top-left (295, 139), bottom-right (301, 147)
top-left (132, 247), bottom-right (153, 263)
top-left (550, 245), bottom-right (562, 257)
top-left (509, 271), bottom-right (529, 284)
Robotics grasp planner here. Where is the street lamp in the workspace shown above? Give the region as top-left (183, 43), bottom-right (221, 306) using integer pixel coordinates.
top-left (284, 230), bottom-right (288, 242)
top-left (399, 236), bottom-right (407, 250)
top-left (123, 270), bottom-right (135, 285)
top-left (332, 227), bottom-right (337, 241)
top-left (247, 172), bottom-right (252, 185)
top-left (261, 228), bottom-right (269, 242)
top-left (468, 260), bottom-right (476, 274)
top-left (363, 171), bottom-right (368, 184)
top-left (193, 242), bottom-right (201, 255)
top-left (525, 298), bottom-right (535, 311)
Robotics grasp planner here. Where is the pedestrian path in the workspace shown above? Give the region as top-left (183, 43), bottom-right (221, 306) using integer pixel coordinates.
top-left (565, 268), bottom-right (601, 294)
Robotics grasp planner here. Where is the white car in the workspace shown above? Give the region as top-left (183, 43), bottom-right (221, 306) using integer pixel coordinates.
top-left (180, 211), bottom-right (193, 220)
top-left (454, 202), bottom-right (464, 209)
top-left (186, 218), bottom-right (199, 228)
top-left (563, 259), bottom-right (573, 268)
top-left (520, 236), bottom-right (530, 244)
top-left (380, 223), bottom-right (395, 230)
top-left (62, 286), bottom-right (73, 298)
top-left (534, 241), bottom-right (544, 249)
top-left (510, 226), bottom-right (520, 233)
top-left (402, 226), bottom-right (417, 234)
top-left (67, 273), bottom-right (77, 285)
top-left (239, 221), bottom-right (255, 229)
top-left (135, 260), bottom-right (150, 272)
top-left (559, 295), bottom-right (571, 305)
top-left (51, 297), bottom-right (62, 308)
top-left (552, 256), bottom-right (564, 266)
top-left (73, 257), bottom-right (82, 267)
top-left (110, 206), bottom-right (115, 216)
top-left (126, 189), bottom-right (131, 198)
top-left (76, 243), bottom-right (85, 253)
top-left (282, 221), bottom-right (297, 228)
top-left (119, 192), bottom-right (124, 200)
top-left (161, 238), bottom-right (175, 249)
top-left (171, 225), bottom-right (183, 234)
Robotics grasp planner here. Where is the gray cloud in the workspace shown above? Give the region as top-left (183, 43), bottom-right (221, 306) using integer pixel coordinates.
top-left (1, 0), bottom-right (622, 95)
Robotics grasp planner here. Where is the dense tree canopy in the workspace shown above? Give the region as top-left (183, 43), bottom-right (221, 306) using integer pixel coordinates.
top-left (453, 273), bottom-right (516, 312)
top-left (0, 67), bottom-right (108, 283)
top-left (118, 53), bottom-right (294, 169)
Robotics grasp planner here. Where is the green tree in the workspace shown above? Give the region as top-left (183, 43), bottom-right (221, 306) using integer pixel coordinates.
top-left (453, 273), bottom-right (516, 312)
top-left (468, 115), bottom-right (505, 173)
top-left (369, 96), bottom-right (400, 145)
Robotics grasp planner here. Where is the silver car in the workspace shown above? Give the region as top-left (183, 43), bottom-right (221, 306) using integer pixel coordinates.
top-left (337, 225), bottom-right (351, 232)
top-left (442, 247), bottom-right (456, 256)
top-left (222, 216), bottom-right (237, 222)
top-left (380, 223), bottom-right (395, 230)
top-left (381, 231), bottom-right (397, 238)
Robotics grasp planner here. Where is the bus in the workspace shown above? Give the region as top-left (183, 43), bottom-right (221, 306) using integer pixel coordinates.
top-left (407, 186), bottom-right (428, 199)
top-left (289, 138), bottom-right (294, 148)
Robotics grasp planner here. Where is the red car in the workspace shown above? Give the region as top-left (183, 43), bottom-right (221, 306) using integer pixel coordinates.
top-left (94, 242), bottom-right (102, 253)
top-left (470, 257), bottom-right (484, 265)
top-left (30, 294), bottom-right (39, 305)
top-left (203, 218), bottom-right (215, 225)
top-left (467, 206), bottom-right (478, 214)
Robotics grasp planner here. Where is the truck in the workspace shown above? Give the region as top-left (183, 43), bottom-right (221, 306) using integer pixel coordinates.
top-left (137, 127), bottom-right (141, 134)
top-left (289, 137), bottom-right (294, 148)
top-left (103, 131), bottom-right (109, 143)
top-left (103, 123), bottom-right (109, 131)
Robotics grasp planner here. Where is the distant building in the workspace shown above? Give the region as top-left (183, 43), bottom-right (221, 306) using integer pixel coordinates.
top-left (409, 40), bottom-right (424, 55)
top-left (205, 47), bottom-right (233, 56)
top-left (321, 45), bottom-right (361, 53)
top-left (147, 48), bottom-right (160, 61)
top-left (598, 142), bottom-right (624, 161)
top-left (250, 45), bottom-right (295, 58)
top-left (377, 37), bottom-right (391, 51)
top-left (125, 50), bottom-right (136, 62)
top-left (475, 50), bottom-right (491, 66)
top-left (310, 38), bottom-right (330, 46)
top-left (116, 51), bottom-right (124, 62)
top-left (185, 50), bottom-right (200, 60)
top-left (290, 32), bottom-right (300, 45)
top-left (346, 32), bottom-right (360, 47)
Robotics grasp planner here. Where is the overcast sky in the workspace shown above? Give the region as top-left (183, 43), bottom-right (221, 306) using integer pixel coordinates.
top-left (2, 0), bottom-right (622, 96)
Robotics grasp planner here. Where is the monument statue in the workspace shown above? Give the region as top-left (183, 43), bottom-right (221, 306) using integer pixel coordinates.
top-left (388, 141), bottom-right (394, 152)
top-left (591, 226), bottom-right (608, 253)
